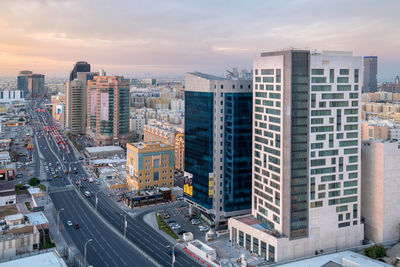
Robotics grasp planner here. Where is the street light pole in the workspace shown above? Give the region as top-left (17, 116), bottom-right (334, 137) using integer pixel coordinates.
top-left (95, 192), bottom-right (99, 211)
top-left (57, 208), bottom-right (64, 236)
top-left (167, 243), bottom-right (179, 267)
top-left (121, 213), bottom-right (128, 239)
top-left (84, 238), bottom-right (93, 267)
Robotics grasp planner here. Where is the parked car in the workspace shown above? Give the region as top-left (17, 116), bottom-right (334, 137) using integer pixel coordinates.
top-left (171, 224), bottom-right (181, 230)
top-left (178, 230), bottom-right (187, 235)
top-left (191, 219), bottom-right (201, 225)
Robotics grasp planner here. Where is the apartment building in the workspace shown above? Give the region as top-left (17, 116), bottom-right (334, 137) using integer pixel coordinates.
top-left (126, 142), bottom-right (174, 191)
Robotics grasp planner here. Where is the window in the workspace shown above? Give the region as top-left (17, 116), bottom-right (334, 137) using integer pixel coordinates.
top-left (153, 159), bottom-right (159, 168)
top-left (337, 77), bottom-right (349, 83)
top-left (340, 69), bottom-right (349, 75)
top-left (154, 171), bottom-right (159, 181)
top-left (261, 69), bottom-right (274, 75)
top-left (312, 77), bottom-right (327, 83)
top-left (263, 77), bottom-right (274, 83)
top-left (312, 69), bottom-right (324, 75)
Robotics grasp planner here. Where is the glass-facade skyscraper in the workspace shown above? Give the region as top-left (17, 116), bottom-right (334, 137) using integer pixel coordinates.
top-left (184, 72), bottom-right (252, 228)
top-left (70, 61), bottom-right (91, 81)
top-left (362, 56), bottom-right (377, 93)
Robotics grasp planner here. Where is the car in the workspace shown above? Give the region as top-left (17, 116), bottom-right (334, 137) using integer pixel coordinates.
top-left (74, 223), bottom-right (80, 229)
top-left (167, 220), bottom-right (176, 224)
top-left (79, 157), bottom-right (84, 160)
top-left (171, 224), bottom-right (181, 230)
top-left (75, 180), bottom-right (80, 185)
top-left (191, 219), bottom-right (201, 225)
top-left (67, 221), bottom-right (73, 226)
top-left (74, 171), bottom-right (78, 175)
top-left (107, 193), bottom-right (112, 197)
top-left (82, 177), bottom-right (87, 181)
top-left (177, 230), bottom-right (187, 235)
top-left (16, 174), bottom-right (23, 178)
top-left (96, 181), bottom-right (100, 185)
top-left (84, 191), bottom-right (91, 197)
top-left (65, 170), bottom-right (70, 174)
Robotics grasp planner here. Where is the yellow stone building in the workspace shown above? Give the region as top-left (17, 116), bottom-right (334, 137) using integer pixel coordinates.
top-left (126, 142), bottom-right (174, 191)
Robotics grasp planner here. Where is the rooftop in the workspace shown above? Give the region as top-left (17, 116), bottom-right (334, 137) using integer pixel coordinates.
top-left (187, 71), bottom-right (227, 81)
top-left (0, 250), bottom-right (67, 267)
top-left (25, 212), bottom-right (49, 225)
top-left (0, 182), bottom-right (15, 192)
top-left (27, 187), bottom-right (43, 195)
top-left (234, 215), bottom-right (281, 238)
top-left (85, 146), bottom-right (124, 153)
top-left (276, 250), bottom-right (391, 267)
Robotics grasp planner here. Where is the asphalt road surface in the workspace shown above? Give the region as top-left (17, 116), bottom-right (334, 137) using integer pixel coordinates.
top-left (30, 100), bottom-right (198, 267)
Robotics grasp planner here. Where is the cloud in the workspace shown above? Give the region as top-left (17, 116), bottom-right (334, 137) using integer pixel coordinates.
top-left (0, 0), bottom-right (399, 79)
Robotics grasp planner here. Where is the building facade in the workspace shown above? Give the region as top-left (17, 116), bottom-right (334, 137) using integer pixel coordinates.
top-left (66, 62), bottom-right (97, 135)
top-left (362, 56), bottom-right (377, 93)
top-left (229, 50), bottom-right (363, 263)
top-left (361, 121), bottom-right (389, 140)
top-left (0, 91), bottom-right (24, 104)
top-left (27, 74), bottom-right (45, 98)
top-left (175, 132), bottom-right (184, 172)
top-left (143, 125), bottom-right (175, 145)
top-left (66, 79), bottom-right (85, 134)
top-left (17, 71), bottom-right (32, 93)
top-left (184, 72), bottom-right (253, 228)
top-left (69, 61), bottom-right (90, 81)
top-left (129, 115), bottom-right (146, 139)
top-left (86, 76), bottom-right (131, 146)
top-left (361, 140), bottom-right (400, 243)
top-left (126, 142), bottom-right (174, 191)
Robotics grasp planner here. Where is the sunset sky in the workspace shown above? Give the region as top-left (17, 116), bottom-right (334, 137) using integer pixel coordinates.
top-left (0, 0), bottom-right (399, 80)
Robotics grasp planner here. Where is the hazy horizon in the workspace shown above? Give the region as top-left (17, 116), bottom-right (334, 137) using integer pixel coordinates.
top-left (0, 0), bottom-right (399, 81)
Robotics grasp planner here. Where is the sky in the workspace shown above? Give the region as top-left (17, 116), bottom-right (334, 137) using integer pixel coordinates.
top-left (0, 0), bottom-right (399, 80)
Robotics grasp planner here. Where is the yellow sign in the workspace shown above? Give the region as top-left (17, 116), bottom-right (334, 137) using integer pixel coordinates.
top-left (208, 173), bottom-right (214, 197)
top-left (184, 173), bottom-right (193, 197)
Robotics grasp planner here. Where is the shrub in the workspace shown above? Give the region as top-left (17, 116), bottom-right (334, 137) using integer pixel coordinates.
top-left (364, 244), bottom-right (386, 259)
top-left (29, 177), bottom-right (40, 187)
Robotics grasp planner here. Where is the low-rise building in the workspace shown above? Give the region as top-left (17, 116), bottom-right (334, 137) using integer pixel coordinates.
top-left (0, 250), bottom-right (67, 267)
top-left (85, 146), bottom-right (125, 160)
top-left (0, 213), bottom-right (40, 259)
top-left (0, 139), bottom-right (10, 151)
top-left (0, 152), bottom-right (11, 166)
top-left (361, 139), bottom-right (400, 243)
top-left (126, 142), bottom-right (174, 191)
top-left (0, 182), bottom-right (15, 206)
top-left (361, 121), bottom-right (389, 140)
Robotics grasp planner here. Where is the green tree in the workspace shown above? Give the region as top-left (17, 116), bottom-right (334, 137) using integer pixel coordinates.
top-left (18, 117), bottom-right (25, 122)
top-left (28, 177), bottom-right (40, 187)
top-left (364, 244), bottom-right (386, 259)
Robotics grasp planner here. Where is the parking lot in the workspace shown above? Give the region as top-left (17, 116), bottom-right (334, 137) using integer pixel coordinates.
top-left (161, 202), bottom-right (211, 241)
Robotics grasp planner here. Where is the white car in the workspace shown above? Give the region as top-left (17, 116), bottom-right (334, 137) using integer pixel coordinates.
top-left (199, 226), bottom-right (209, 232)
top-left (171, 224), bottom-right (181, 230)
top-left (67, 221), bottom-right (73, 226)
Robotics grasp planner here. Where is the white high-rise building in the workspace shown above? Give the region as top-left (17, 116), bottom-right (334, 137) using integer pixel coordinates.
top-left (229, 50), bottom-right (363, 263)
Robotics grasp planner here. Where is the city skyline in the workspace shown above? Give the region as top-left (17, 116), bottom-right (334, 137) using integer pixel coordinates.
top-left (0, 0), bottom-right (399, 80)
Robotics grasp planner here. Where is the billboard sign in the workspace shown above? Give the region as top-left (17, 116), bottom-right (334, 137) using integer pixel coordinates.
top-left (56, 105), bottom-right (62, 114)
top-left (208, 173), bottom-right (214, 197)
top-left (100, 92), bottom-right (109, 121)
top-left (183, 172), bottom-right (193, 197)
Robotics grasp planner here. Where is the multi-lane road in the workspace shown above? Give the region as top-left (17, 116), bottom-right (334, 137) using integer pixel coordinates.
top-left (29, 100), bottom-right (198, 267)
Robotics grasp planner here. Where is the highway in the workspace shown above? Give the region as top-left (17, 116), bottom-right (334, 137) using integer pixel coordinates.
top-left (51, 189), bottom-right (155, 267)
top-left (29, 100), bottom-right (199, 267)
